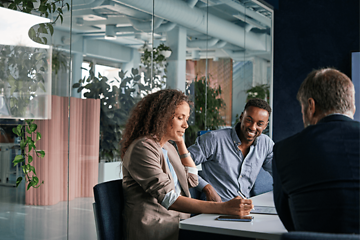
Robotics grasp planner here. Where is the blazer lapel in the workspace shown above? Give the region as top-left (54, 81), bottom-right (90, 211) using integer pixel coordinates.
top-left (164, 142), bottom-right (190, 197)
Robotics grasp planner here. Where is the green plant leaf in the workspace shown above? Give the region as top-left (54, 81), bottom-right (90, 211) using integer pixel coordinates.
top-left (13, 155), bottom-right (25, 166)
top-left (13, 126), bottom-right (20, 136)
top-left (133, 75), bottom-right (141, 81)
top-left (33, 176), bottom-right (39, 185)
top-left (27, 182), bottom-right (33, 190)
top-left (131, 68), bottom-right (138, 75)
top-left (77, 86), bottom-right (84, 93)
top-left (26, 127), bottom-right (32, 134)
top-left (20, 140), bottom-right (26, 149)
top-left (28, 155), bottom-right (33, 164)
top-left (36, 132), bottom-right (41, 141)
top-left (28, 27), bottom-right (36, 40)
top-left (36, 150), bottom-right (45, 158)
top-left (29, 165), bottom-right (36, 175)
top-left (16, 177), bottom-right (23, 187)
top-left (29, 123), bottom-right (37, 132)
top-left (47, 23), bottom-right (54, 36)
top-left (38, 24), bottom-right (48, 34)
top-left (39, 4), bottom-right (47, 13)
top-left (28, 143), bottom-right (35, 152)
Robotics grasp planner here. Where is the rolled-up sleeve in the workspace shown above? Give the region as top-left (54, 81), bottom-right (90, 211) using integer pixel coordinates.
top-left (161, 190), bottom-right (180, 209)
top-left (185, 166), bottom-right (198, 188)
top-left (123, 139), bottom-right (174, 204)
top-left (188, 134), bottom-right (212, 165)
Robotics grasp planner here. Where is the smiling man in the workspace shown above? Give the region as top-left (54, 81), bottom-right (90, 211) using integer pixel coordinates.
top-left (188, 98), bottom-right (273, 202)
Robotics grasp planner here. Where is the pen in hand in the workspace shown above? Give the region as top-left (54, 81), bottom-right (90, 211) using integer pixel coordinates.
top-left (238, 191), bottom-right (255, 210)
top-left (237, 191), bottom-right (247, 199)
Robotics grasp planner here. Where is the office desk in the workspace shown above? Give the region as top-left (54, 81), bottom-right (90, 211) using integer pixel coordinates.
top-left (179, 192), bottom-right (287, 240)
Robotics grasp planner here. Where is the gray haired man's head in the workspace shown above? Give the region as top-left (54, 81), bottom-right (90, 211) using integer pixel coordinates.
top-left (297, 68), bottom-right (355, 116)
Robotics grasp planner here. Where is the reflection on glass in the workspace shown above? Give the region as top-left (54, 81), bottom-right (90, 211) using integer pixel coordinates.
top-left (0, 7), bottom-right (52, 119)
top-left (182, 0), bottom-right (273, 144)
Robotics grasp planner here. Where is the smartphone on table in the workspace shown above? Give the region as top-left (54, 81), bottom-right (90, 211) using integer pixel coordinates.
top-left (215, 215), bottom-right (253, 222)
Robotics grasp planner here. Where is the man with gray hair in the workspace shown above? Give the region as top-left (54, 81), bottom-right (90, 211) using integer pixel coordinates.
top-left (272, 68), bottom-right (359, 233)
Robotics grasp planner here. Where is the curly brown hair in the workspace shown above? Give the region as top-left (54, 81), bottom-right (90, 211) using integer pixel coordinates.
top-left (120, 89), bottom-right (192, 159)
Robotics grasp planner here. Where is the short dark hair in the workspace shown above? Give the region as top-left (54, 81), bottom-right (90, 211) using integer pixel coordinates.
top-left (296, 68), bottom-right (355, 114)
top-left (244, 98), bottom-right (272, 116)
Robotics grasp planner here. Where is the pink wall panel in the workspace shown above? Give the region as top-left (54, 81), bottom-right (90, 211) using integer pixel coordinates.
top-left (25, 96), bottom-right (100, 205)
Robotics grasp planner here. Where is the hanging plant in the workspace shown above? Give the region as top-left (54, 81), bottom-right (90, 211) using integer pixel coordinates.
top-left (12, 119), bottom-right (45, 189)
top-left (140, 42), bottom-right (171, 89)
top-left (1, 0), bottom-right (69, 189)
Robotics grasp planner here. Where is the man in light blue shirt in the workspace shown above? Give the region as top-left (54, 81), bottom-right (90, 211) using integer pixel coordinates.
top-left (188, 98), bottom-right (273, 202)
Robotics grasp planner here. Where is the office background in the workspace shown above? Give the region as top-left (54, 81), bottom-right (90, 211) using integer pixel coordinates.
top-left (0, 0), bottom-right (359, 239)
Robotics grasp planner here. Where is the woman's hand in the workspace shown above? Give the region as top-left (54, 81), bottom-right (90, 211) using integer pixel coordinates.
top-left (203, 184), bottom-right (222, 202)
top-left (222, 197), bottom-right (253, 216)
top-left (175, 138), bottom-right (196, 168)
top-left (174, 137), bottom-right (186, 150)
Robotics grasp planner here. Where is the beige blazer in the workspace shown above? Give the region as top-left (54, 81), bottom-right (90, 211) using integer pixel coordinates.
top-left (122, 137), bottom-right (198, 240)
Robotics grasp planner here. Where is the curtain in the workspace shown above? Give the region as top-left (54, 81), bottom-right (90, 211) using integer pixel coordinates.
top-left (25, 95), bottom-right (100, 205)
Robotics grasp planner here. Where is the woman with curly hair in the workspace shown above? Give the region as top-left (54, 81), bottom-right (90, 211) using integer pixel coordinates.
top-left (121, 89), bottom-right (253, 240)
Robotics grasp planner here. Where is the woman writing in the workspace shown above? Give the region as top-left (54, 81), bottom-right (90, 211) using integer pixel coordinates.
top-left (121, 89), bottom-right (253, 240)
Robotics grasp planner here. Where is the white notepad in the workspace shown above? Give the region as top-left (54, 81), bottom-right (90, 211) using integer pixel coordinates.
top-left (251, 206), bottom-right (277, 215)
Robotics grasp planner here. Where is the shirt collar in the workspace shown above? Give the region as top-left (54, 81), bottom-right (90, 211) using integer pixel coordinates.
top-left (232, 122), bottom-right (258, 146)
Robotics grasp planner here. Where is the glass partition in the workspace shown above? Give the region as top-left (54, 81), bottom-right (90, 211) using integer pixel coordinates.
top-left (0, 8), bottom-right (52, 119)
top-left (0, 0), bottom-right (273, 239)
top-left (184, 0), bottom-right (273, 145)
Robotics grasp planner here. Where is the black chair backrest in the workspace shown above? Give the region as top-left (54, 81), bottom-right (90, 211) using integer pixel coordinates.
top-left (281, 232), bottom-right (360, 240)
top-left (93, 179), bottom-right (124, 240)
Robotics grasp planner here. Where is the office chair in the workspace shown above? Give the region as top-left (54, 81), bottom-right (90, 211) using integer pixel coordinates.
top-left (249, 167), bottom-right (273, 197)
top-left (93, 179), bottom-right (124, 240)
top-left (281, 232), bottom-right (360, 240)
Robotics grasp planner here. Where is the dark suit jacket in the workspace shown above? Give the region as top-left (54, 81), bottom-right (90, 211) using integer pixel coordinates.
top-left (273, 115), bottom-right (360, 234)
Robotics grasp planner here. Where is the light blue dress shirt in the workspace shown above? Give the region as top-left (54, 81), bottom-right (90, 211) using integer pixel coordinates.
top-left (188, 123), bottom-right (273, 201)
top-left (160, 148), bottom-right (198, 209)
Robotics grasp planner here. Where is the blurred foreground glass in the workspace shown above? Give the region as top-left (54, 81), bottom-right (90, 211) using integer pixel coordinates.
top-left (0, 7), bottom-right (52, 119)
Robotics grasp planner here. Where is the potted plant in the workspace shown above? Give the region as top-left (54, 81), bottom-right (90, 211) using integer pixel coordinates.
top-left (246, 84), bottom-right (270, 102)
top-left (73, 62), bottom-right (157, 182)
top-left (185, 75), bottom-right (226, 146)
top-left (140, 42), bottom-right (172, 89)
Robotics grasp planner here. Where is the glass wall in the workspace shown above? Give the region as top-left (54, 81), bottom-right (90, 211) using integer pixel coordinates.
top-left (0, 0), bottom-right (273, 239)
